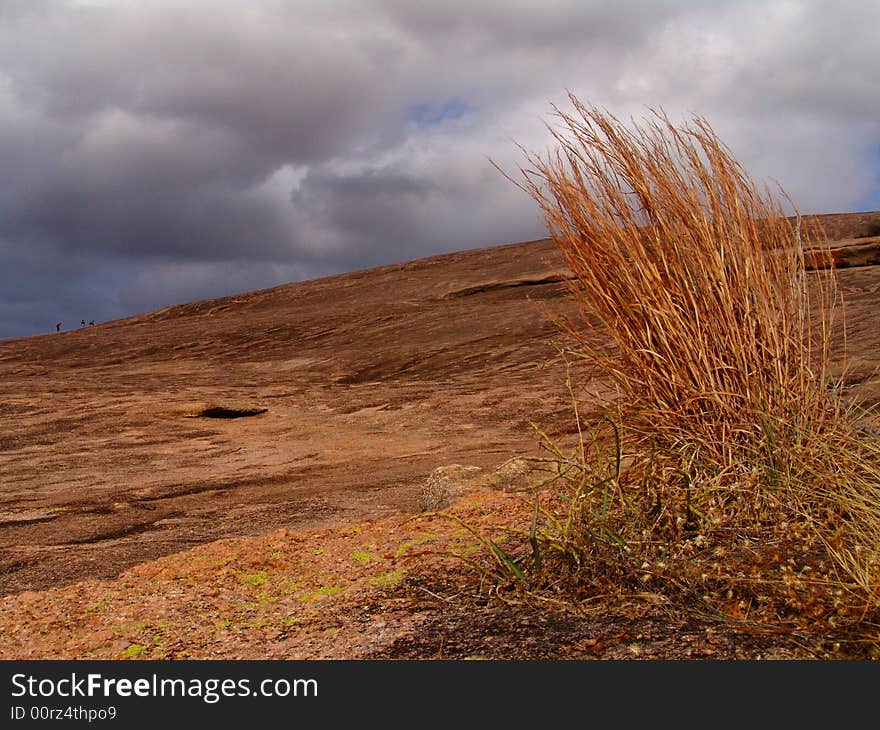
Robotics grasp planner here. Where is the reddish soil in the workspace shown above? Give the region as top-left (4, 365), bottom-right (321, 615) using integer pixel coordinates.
top-left (1, 210), bottom-right (879, 659)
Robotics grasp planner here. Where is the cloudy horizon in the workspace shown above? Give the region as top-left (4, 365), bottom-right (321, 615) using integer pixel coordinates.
top-left (1, 0), bottom-right (878, 339)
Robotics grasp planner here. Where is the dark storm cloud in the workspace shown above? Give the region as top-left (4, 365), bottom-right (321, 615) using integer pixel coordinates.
top-left (288, 138), bottom-right (548, 273)
top-left (5, 169), bottom-right (294, 260)
top-left (0, 0), bottom-right (878, 339)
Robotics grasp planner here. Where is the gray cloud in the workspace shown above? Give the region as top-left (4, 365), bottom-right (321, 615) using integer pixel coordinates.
top-left (0, 0), bottom-right (878, 338)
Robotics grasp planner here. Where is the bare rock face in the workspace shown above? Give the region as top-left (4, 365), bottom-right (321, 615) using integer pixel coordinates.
top-left (0, 210), bottom-right (878, 596)
top-left (0, 236), bottom-right (575, 595)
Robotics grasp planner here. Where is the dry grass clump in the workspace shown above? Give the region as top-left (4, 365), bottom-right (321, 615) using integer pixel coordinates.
top-left (495, 95), bottom-right (880, 633)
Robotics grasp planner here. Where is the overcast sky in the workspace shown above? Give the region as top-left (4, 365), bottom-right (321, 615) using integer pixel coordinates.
top-left (1, 0), bottom-right (878, 339)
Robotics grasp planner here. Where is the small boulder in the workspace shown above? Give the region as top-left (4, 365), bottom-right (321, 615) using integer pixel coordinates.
top-left (419, 464), bottom-right (483, 511)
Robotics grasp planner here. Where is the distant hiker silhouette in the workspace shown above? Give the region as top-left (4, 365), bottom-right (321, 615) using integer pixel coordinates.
top-left (89, 320), bottom-right (95, 326)
top-left (56, 322), bottom-right (61, 333)
top-left (80, 320), bottom-right (86, 327)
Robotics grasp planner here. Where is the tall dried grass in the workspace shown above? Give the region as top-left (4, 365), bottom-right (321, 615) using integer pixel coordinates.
top-left (506, 95), bottom-right (879, 616)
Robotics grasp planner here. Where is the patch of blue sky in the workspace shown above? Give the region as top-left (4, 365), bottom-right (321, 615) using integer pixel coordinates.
top-left (406, 97), bottom-right (474, 126)
top-left (856, 183), bottom-right (880, 213)
top-left (854, 141), bottom-right (880, 212)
